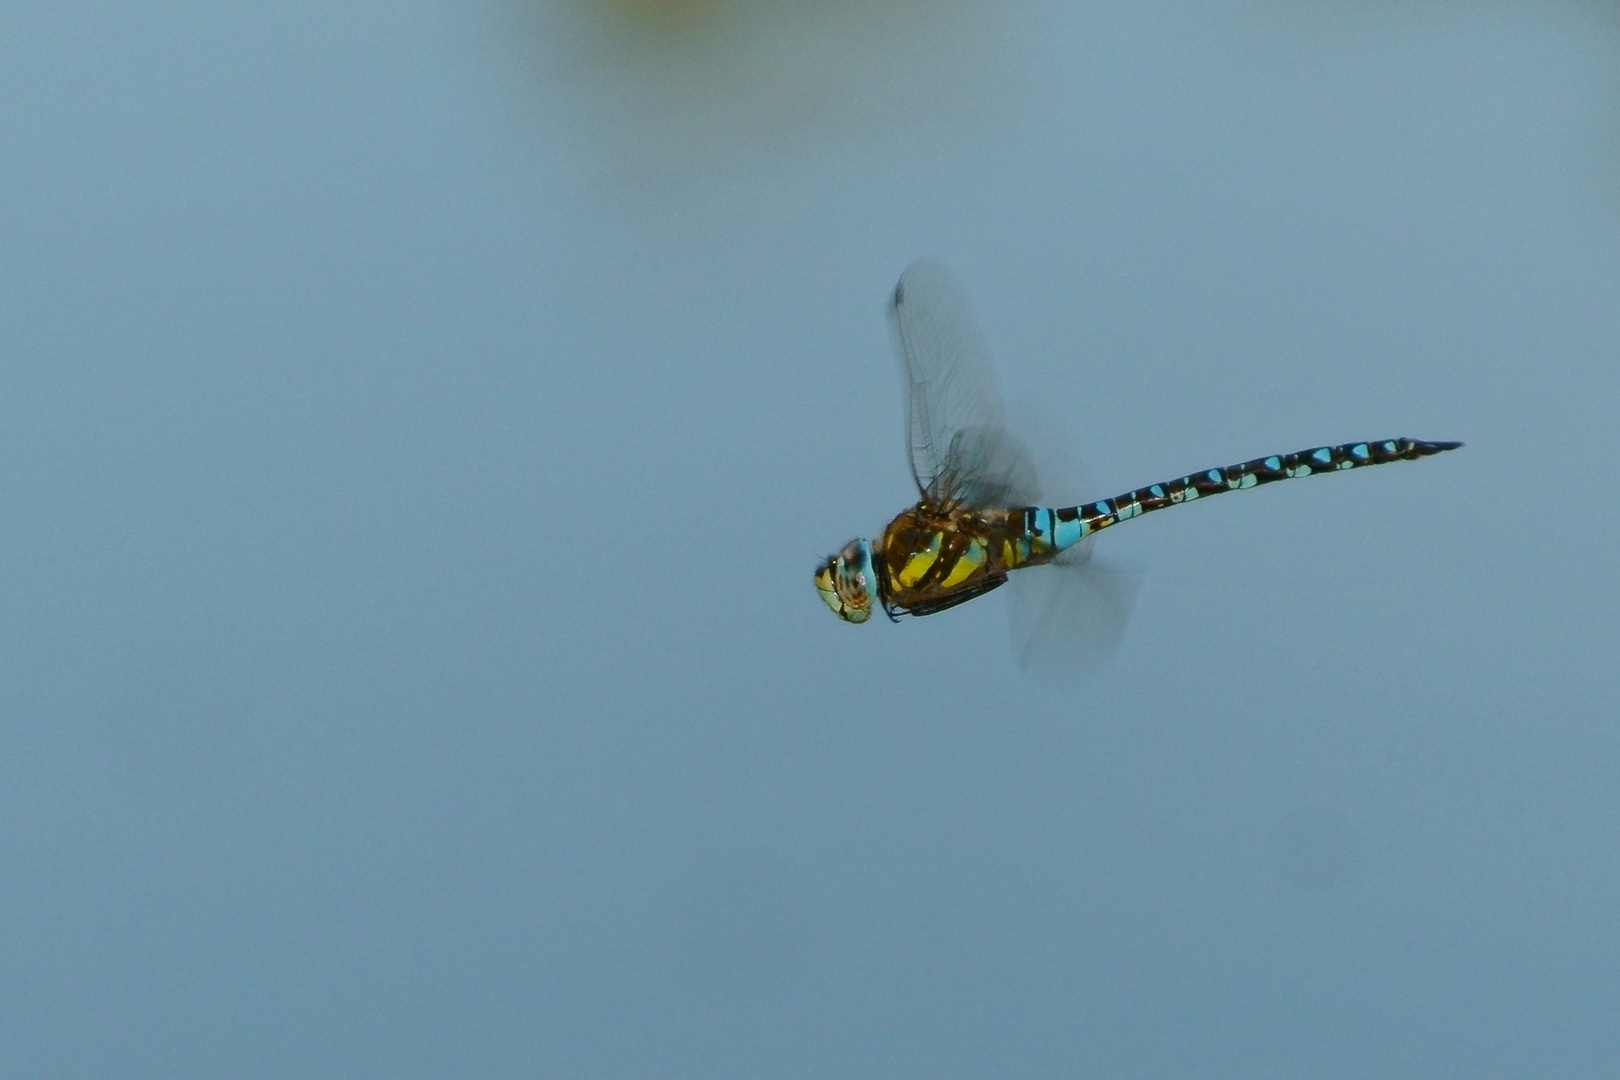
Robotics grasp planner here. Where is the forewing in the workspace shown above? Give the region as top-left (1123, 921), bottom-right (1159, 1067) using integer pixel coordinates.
top-left (890, 260), bottom-right (1026, 506)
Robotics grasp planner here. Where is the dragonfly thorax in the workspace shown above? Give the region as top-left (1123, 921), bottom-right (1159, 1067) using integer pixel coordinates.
top-left (815, 538), bottom-right (881, 624)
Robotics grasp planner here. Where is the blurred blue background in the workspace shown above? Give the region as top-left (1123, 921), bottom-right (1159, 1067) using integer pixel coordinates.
top-left (3, 1), bottom-right (1618, 1076)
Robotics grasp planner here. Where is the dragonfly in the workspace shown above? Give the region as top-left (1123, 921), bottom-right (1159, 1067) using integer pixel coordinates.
top-left (815, 260), bottom-right (1460, 662)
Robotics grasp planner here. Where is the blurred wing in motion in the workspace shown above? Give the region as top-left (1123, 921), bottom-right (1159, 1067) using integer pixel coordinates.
top-left (890, 261), bottom-right (1135, 674)
top-left (1001, 403), bottom-right (1137, 679)
top-left (933, 426), bottom-right (1041, 509)
top-left (1007, 539), bottom-right (1139, 681)
top-left (890, 260), bottom-right (1036, 507)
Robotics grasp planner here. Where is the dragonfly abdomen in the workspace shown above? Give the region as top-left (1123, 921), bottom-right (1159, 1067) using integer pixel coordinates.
top-left (1019, 437), bottom-right (1461, 558)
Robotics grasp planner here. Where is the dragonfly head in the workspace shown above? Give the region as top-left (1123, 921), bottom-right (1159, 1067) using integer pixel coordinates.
top-left (815, 538), bottom-right (879, 624)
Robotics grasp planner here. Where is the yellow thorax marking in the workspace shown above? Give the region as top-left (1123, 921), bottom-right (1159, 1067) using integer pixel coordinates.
top-left (896, 532), bottom-right (943, 588)
top-left (940, 539), bottom-right (986, 588)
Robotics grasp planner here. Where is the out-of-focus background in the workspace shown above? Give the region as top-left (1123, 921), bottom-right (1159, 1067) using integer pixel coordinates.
top-left (3, 1), bottom-right (1618, 1076)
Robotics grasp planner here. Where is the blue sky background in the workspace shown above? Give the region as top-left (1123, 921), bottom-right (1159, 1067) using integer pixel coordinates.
top-left (2, 1), bottom-right (1618, 1076)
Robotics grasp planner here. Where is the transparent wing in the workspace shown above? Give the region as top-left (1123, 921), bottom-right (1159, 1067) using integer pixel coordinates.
top-left (890, 260), bottom-right (1035, 507)
top-left (932, 426), bottom-right (1041, 508)
top-left (1001, 404), bottom-right (1138, 680)
top-left (1007, 541), bottom-right (1139, 681)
